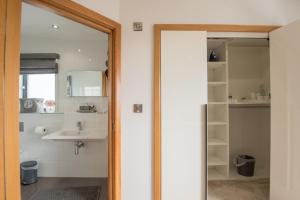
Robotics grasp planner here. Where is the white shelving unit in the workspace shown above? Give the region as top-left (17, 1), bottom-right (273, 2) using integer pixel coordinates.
top-left (206, 38), bottom-right (271, 182)
top-left (207, 39), bottom-right (229, 180)
top-left (208, 156), bottom-right (227, 166)
top-left (208, 138), bottom-right (227, 146)
top-left (229, 100), bottom-right (271, 108)
top-left (208, 167), bottom-right (227, 180)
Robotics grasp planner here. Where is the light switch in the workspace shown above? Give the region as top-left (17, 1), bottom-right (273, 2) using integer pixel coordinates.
top-left (133, 22), bottom-right (143, 31)
top-left (133, 104), bottom-right (143, 113)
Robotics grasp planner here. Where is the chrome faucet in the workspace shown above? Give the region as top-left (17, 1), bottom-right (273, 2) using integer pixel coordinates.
top-left (76, 121), bottom-right (83, 131)
top-left (75, 141), bottom-right (84, 155)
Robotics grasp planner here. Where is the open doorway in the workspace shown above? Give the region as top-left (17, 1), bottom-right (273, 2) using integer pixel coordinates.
top-left (20, 3), bottom-right (109, 199)
top-left (207, 38), bottom-right (270, 200)
top-left (0, 1), bottom-right (121, 200)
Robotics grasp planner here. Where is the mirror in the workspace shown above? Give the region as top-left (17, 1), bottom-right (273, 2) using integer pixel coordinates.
top-left (66, 70), bottom-right (107, 97)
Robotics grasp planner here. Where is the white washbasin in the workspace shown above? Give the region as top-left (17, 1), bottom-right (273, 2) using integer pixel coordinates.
top-left (42, 129), bottom-right (107, 141)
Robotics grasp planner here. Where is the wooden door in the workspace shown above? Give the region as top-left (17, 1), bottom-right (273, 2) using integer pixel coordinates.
top-left (270, 20), bottom-right (300, 200)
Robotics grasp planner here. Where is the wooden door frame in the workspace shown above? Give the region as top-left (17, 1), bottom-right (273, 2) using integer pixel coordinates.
top-left (0, 0), bottom-right (121, 200)
top-left (153, 24), bottom-right (280, 200)
top-left (0, 1), bottom-right (6, 200)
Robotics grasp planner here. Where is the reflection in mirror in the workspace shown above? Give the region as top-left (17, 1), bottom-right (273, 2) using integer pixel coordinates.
top-left (66, 70), bottom-right (108, 97)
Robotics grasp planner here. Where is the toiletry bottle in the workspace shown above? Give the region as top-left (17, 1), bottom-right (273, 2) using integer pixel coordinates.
top-left (209, 50), bottom-right (217, 62)
top-left (259, 84), bottom-right (266, 96)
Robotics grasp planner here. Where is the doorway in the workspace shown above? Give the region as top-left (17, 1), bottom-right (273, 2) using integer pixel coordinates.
top-left (0, 1), bottom-right (121, 200)
top-left (207, 37), bottom-right (271, 200)
top-left (153, 24), bottom-right (279, 200)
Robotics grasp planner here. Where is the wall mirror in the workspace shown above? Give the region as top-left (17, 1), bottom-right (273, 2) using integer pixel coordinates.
top-left (66, 70), bottom-right (108, 97)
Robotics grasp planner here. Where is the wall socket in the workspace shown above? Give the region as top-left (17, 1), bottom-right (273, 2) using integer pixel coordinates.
top-left (133, 22), bottom-right (143, 31)
top-left (133, 104), bottom-right (143, 113)
top-left (19, 122), bottom-right (24, 132)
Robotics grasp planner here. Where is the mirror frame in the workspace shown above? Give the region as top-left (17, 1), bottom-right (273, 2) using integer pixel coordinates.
top-left (153, 24), bottom-right (280, 200)
top-left (0, 0), bottom-right (121, 200)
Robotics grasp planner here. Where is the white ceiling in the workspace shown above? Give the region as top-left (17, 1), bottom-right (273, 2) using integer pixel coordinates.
top-left (21, 3), bottom-right (108, 41)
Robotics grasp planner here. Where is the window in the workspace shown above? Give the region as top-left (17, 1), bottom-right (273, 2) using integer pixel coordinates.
top-left (19, 74), bottom-right (56, 111)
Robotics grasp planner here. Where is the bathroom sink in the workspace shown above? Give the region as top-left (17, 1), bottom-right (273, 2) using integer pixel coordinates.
top-left (42, 129), bottom-right (107, 141)
top-left (60, 130), bottom-right (83, 136)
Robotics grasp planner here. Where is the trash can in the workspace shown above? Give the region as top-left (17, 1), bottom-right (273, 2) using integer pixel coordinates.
top-left (20, 161), bottom-right (38, 185)
top-left (235, 155), bottom-right (255, 177)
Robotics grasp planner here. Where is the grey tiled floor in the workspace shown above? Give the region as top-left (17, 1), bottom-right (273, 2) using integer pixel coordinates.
top-left (21, 177), bottom-right (107, 200)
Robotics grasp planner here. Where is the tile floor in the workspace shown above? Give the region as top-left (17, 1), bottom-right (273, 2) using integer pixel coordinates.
top-left (21, 177), bottom-right (107, 200)
top-left (208, 179), bottom-right (269, 200)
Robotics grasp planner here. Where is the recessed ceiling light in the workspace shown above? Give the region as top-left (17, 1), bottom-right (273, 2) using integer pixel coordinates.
top-left (77, 49), bottom-right (81, 52)
top-left (52, 24), bottom-right (60, 30)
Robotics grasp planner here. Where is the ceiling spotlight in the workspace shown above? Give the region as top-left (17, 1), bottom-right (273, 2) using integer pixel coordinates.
top-left (77, 49), bottom-right (81, 52)
top-left (52, 24), bottom-right (60, 29)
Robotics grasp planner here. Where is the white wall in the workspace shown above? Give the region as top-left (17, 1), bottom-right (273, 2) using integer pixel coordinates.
top-left (73, 0), bottom-right (120, 22)
top-left (119, 1), bottom-right (300, 200)
top-left (228, 46), bottom-right (270, 100)
top-left (229, 107), bottom-right (270, 178)
top-left (20, 36), bottom-right (109, 177)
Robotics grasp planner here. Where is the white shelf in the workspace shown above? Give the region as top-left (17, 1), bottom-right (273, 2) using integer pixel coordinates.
top-left (208, 61), bottom-right (227, 69)
top-left (208, 168), bottom-right (227, 180)
top-left (208, 64), bottom-right (227, 82)
top-left (208, 104), bottom-right (228, 122)
top-left (208, 102), bottom-right (227, 105)
top-left (208, 156), bottom-right (227, 166)
top-left (208, 122), bottom-right (227, 126)
top-left (208, 82), bottom-right (227, 85)
top-left (229, 101), bottom-right (270, 108)
top-left (208, 84), bottom-right (227, 102)
top-left (208, 138), bottom-right (227, 146)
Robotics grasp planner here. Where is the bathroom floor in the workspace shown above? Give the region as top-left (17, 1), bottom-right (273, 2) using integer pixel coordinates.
top-left (21, 177), bottom-right (107, 200)
top-left (208, 179), bottom-right (269, 200)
